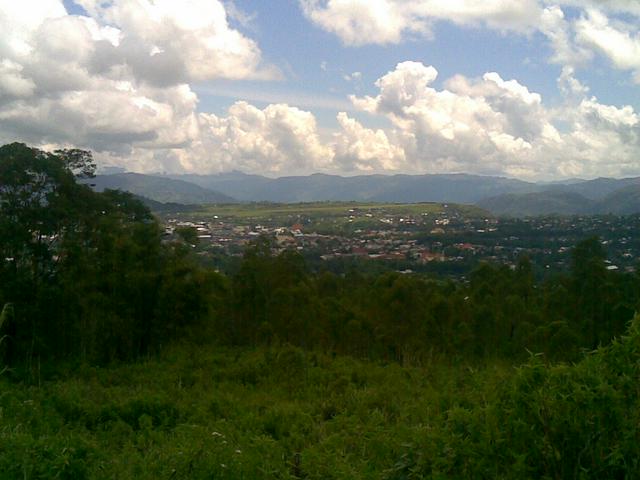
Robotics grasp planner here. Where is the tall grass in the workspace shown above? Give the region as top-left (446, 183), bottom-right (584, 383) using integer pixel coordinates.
top-left (1, 318), bottom-right (639, 478)
top-left (0, 303), bottom-right (11, 376)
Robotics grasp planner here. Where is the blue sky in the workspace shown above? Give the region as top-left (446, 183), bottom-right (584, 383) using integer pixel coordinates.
top-left (3, 0), bottom-right (640, 179)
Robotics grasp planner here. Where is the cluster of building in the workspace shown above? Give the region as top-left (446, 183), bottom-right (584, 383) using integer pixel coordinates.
top-left (162, 206), bottom-right (467, 264)
top-left (161, 207), bottom-right (640, 275)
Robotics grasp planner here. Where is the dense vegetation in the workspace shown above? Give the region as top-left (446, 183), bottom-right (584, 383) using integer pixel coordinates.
top-left (222, 236), bottom-right (637, 363)
top-left (2, 143), bottom-right (640, 478)
top-left (0, 143), bottom-right (220, 366)
top-left (3, 331), bottom-right (640, 479)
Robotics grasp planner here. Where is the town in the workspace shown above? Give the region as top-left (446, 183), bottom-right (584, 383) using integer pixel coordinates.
top-left (157, 202), bottom-right (640, 278)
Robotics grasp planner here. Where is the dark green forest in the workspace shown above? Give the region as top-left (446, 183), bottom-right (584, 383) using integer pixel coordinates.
top-left (2, 143), bottom-right (640, 478)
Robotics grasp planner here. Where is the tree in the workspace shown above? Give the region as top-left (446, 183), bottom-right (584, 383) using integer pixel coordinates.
top-left (0, 143), bottom-right (96, 364)
top-left (570, 236), bottom-right (608, 348)
top-left (175, 225), bottom-right (199, 245)
top-left (55, 149), bottom-right (96, 179)
top-left (0, 303), bottom-right (13, 373)
top-left (0, 143), bottom-right (215, 365)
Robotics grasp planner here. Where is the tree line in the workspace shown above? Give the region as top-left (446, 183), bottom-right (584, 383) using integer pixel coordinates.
top-left (220, 235), bottom-right (637, 364)
top-left (1, 143), bottom-right (638, 373)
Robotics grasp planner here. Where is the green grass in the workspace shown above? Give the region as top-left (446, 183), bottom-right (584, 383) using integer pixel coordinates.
top-left (3, 326), bottom-right (639, 479)
top-left (0, 345), bottom-right (505, 479)
top-left (173, 202), bottom-right (489, 234)
top-left (184, 202), bottom-right (479, 222)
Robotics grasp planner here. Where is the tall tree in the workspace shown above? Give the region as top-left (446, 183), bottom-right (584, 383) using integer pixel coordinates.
top-left (570, 236), bottom-right (608, 348)
top-left (0, 143), bottom-right (216, 366)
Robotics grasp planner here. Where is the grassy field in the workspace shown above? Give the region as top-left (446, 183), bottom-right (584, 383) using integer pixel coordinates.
top-left (0, 345), bottom-right (505, 479)
top-left (175, 201), bottom-right (488, 228)
top-left (193, 201), bottom-right (444, 218)
top-left (2, 328), bottom-right (640, 479)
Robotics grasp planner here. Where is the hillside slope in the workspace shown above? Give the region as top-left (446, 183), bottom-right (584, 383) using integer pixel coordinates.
top-left (90, 173), bottom-right (236, 204)
top-left (478, 191), bottom-right (595, 216)
top-left (478, 184), bottom-right (640, 216)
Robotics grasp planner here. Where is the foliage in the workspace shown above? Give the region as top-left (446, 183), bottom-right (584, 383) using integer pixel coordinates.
top-left (220, 237), bottom-right (636, 364)
top-left (385, 316), bottom-right (640, 479)
top-left (0, 303), bottom-right (12, 375)
top-left (2, 318), bottom-right (640, 478)
top-left (175, 225), bottom-right (199, 245)
top-left (3, 142), bottom-right (636, 367)
top-left (0, 143), bottom-right (220, 366)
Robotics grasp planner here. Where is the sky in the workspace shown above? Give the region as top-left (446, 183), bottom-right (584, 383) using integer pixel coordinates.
top-left (0, 0), bottom-right (639, 180)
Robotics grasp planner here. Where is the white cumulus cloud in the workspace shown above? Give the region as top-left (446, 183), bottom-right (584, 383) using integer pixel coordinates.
top-left (574, 9), bottom-right (640, 81)
top-left (300, 0), bottom-right (543, 46)
top-left (300, 1), bottom-right (640, 84)
top-left (347, 62), bottom-right (639, 178)
top-left (185, 102), bottom-right (333, 174)
top-left (333, 112), bottom-right (404, 171)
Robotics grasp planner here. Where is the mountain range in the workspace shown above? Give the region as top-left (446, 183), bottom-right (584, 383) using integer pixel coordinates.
top-left (169, 172), bottom-right (534, 203)
top-left (90, 170), bottom-right (640, 216)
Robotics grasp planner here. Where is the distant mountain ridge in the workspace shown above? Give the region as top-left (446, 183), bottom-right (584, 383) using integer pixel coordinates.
top-left (478, 181), bottom-right (640, 216)
top-left (545, 177), bottom-right (640, 201)
top-left (89, 173), bottom-right (236, 204)
top-left (168, 172), bottom-right (535, 203)
top-left (90, 170), bottom-right (640, 216)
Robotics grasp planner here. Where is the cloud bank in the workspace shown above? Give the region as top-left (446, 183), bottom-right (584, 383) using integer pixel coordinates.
top-left (347, 62), bottom-right (639, 178)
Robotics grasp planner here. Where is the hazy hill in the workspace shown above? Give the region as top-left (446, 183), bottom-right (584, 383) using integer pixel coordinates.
top-left (478, 184), bottom-right (640, 216)
top-left (90, 173), bottom-right (236, 204)
top-left (133, 195), bottom-right (200, 214)
top-left (366, 174), bottom-right (534, 203)
top-left (176, 171), bottom-right (273, 201)
top-left (478, 191), bottom-right (596, 216)
top-left (169, 172), bottom-right (535, 203)
top-left (546, 177), bottom-right (640, 200)
top-left (597, 184), bottom-right (640, 215)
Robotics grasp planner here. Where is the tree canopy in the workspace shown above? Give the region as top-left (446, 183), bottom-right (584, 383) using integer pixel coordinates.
top-left (0, 143), bottom-right (219, 367)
